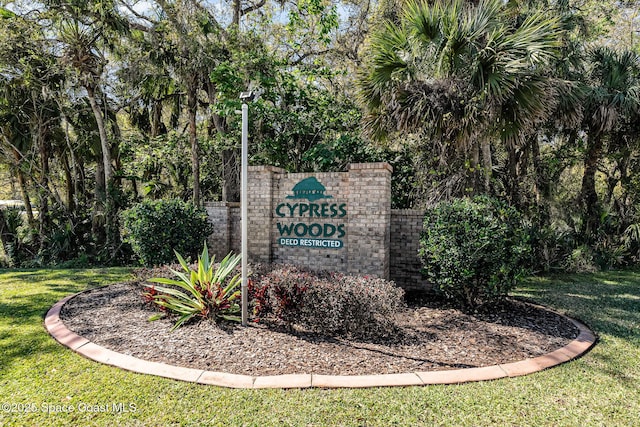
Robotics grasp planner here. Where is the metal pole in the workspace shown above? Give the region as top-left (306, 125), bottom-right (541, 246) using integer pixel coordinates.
top-left (241, 102), bottom-right (248, 326)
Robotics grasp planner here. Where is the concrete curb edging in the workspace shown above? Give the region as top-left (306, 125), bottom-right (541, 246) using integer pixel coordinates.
top-left (44, 292), bottom-right (597, 389)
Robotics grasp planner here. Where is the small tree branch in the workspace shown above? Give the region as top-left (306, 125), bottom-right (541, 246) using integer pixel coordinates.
top-left (241, 0), bottom-right (267, 17)
top-left (289, 49), bottom-right (333, 65)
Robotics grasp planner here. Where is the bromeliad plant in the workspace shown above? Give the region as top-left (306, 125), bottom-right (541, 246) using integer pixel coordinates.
top-left (144, 244), bottom-right (242, 330)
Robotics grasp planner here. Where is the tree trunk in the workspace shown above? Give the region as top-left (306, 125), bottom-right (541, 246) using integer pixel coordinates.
top-left (580, 133), bottom-right (604, 238)
top-left (36, 124), bottom-right (51, 246)
top-left (506, 144), bottom-right (520, 207)
top-left (222, 149), bottom-right (240, 202)
top-left (76, 156), bottom-right (87, 207)
top-left (531, 136), bottom-right (550, 226)
top-left (468, 140), bottom-right (481, 195)
top-left (232, 0), bottom-right (241, 26)
top-left (85, 84), bottom-right (112, 186)
top-left (187, 78), bottom-right (200, 206)
top-left (480, 137), bottom-right (492, 192)
top-left (15, 171), bottom-right (35, 228)
top-left (87, 84), bottom-right (123, 257)
top-left (92, 157), bottom-right (106, 244)
top-left (61, 112), bottom-right (78, 213)
top-left (86, 83), bottom-right (114, 248)
top-left (61, 154), bottom-right (75, 213)
top-left (151, 100), bottom-right (165, 138)
top-left (0, 208), bottom-right (21, 265)
top-left (11, 149), bottom-right (35, 227)
top-left (205, 81), bottom-right (240, 203)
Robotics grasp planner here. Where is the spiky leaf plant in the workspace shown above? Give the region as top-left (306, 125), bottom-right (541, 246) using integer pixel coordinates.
top-left (144, 244), bottom-right (241, 330)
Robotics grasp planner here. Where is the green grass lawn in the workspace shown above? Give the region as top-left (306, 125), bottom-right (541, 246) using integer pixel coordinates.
top-left (0, 268), bottom-right (638, 426)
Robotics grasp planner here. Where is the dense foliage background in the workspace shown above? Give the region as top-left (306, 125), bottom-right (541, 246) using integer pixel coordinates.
top-left (1, 0), bottom-right (640, 272)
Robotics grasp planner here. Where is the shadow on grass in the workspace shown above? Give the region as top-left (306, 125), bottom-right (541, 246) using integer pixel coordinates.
top-left (517, 270), bottom-right (640, 342)
top-left (588, 351), bottom-right (639, 389)
top-left (0, 328), bottom-right (62, 372)
top-left (0, 268), bottom-right (133, 371)
top-left (0, 268), bottom-right (132, 288)
top-left (0, 291), bottom-right (93, 323)
top-left (0, 289), bottom-right (87, 370)
top-left (0, 268), bottom-right (134, 323)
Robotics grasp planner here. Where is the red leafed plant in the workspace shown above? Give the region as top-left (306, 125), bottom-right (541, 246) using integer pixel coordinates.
top-left (248, 265), bottom-right (405, 338)
top-left (142, 285), bottom-right (159, 303)
top-left (249, 269), bottom-right (309, 326)
top-left (247, 279), bottom-right (268, 320)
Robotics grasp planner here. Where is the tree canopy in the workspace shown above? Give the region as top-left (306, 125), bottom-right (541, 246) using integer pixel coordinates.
top-left (1, 0), bottom-right (640, 272)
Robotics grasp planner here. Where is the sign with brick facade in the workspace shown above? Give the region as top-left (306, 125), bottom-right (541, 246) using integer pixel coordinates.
top-left (206, 162), bottom-right (430, 290)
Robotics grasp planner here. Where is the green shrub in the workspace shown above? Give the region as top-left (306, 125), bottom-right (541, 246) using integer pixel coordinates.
top-left (419, 196), bottom-right (530, 309)
top-left (250, 265), bottom-right (405, 338)
top-left (122, 199), bottom-right (213, 266)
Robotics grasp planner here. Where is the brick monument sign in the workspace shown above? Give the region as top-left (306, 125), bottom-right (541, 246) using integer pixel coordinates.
top-left (206, 162), bottom-right (428, 290)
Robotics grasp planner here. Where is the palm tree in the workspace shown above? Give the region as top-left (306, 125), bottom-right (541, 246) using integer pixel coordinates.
top-left (579, 47), bottom-right (640, 237)
top-left (358, 0), bottom-right (562, 194)
top-left (59, 21), bottom-right (113, 188)
top-left (56, 0), bottom-right (130, 254)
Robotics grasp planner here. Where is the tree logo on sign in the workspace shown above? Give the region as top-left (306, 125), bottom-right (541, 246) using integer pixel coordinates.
top-left (286, 177), bottom-right (333, 202)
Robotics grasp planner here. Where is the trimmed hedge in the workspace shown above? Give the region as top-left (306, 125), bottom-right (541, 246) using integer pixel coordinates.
top-left (419, 196), bottom-right (530, 309)
top-left (122, 199), bottom-right (213, 266)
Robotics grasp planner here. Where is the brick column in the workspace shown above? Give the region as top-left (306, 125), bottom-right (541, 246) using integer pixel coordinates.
top-left (346, 163), bottom-right (392, 278)
top-left (205, 201), bottom-right (230, 259)
top-left (246, 165), bottom-right (285, 263)
top-left (389, 209), bottom-right (430, 290)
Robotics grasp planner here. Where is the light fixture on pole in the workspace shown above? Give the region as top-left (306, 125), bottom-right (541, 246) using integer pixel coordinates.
top-left (239, 89), bottom-right (256, 327)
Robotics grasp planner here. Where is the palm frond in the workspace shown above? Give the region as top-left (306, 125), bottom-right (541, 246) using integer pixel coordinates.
top-left (358, 0), bottom-right (565, 147)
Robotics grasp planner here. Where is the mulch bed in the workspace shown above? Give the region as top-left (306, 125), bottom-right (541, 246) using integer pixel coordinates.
top-left (59, 282), bottom-right (578, 376)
